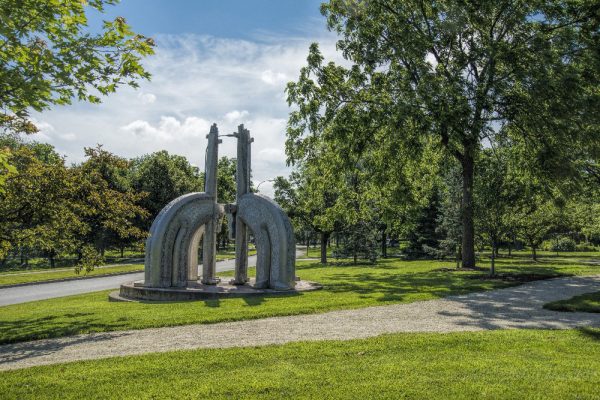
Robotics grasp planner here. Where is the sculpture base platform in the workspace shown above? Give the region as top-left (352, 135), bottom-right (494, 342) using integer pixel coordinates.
top-left (110, 278), bottom-right (322, 302)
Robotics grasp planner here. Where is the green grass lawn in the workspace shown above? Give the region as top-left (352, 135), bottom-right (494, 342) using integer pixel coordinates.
top-left (0, 264), bottom-right (144, 287)
top-left (545, 291), bottom-right (600, 313)
top-left (1, 255), bottom-right (599, 345)
top-left (1, 328), bottom-right (599, 399)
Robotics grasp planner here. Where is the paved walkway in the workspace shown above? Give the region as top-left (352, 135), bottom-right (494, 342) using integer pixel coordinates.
top-left (1, 275), bottom-right (599, 371)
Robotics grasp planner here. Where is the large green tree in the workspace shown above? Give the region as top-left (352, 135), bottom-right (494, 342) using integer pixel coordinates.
top-left (129, 150), bottom-right (202, 226)
top-left (0, 0), bottom-right (155, 135)
top-left (287, 0), bottom-right (599, 268)
top-left (0, 141), bottom-right (85, 267)
top-left (74, 145), bottom-right (147, 257)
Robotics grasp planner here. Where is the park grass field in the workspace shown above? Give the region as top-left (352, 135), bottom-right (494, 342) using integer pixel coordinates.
top-left (1, 328), bottom-right (599, 399)
top-left (1, 254), bottom-right (599, 345)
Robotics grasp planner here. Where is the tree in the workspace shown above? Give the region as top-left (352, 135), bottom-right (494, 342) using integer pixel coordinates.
top-left (74, 145), bottom-right (147, 257)
top-left (0, 0), bottom-right (154, 194)
top-left (436, 163), bottom-right (463, 267)
top-left (287, 0), bottom-right (599, 268)
top-left (0, 142), bottom-right (85, 267)
top-left (215, 156), bottom-right (236, 249)
top-left (129, 150), bottom-right (202, 226)
top-left (474, 147), bottom-right (521, 274)
top-left (0, 0), bottom-right (155, 135)
top-left (273, 169), bottom-right (339, 264)
top-left (405, 188), bottom-right (443, 259)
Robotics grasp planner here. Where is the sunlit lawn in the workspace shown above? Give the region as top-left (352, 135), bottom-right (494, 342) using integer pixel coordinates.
top-left (1, 328), bottom-right (599, 400)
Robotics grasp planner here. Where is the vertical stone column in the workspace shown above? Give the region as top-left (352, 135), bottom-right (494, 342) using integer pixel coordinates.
top-left (233, 124), bottom-right (251, 284)
top-left (201, 123), bottom-right (221, 285)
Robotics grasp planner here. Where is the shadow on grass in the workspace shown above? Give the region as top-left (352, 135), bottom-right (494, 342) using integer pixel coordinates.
top-left (577, 327), bottom-right (600, 341)
top-left (0, 312), bottom-right (131, 348)
top-left (323, 271), bottom-right (513, 303)
top-left (0, 323), bottom-right (133, 365)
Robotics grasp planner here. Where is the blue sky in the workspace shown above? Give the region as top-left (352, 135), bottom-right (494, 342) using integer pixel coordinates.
top-left (33, 1), bottom-right (341, 196)
top-left (88, 0), bottom-right (325, 39)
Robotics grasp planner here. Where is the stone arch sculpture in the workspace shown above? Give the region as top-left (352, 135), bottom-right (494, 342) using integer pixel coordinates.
top-left (115, 123), bottom-right (317, 302)
top-left (236, 193), bottom-right (295, 290)
top-left (144, 193), bottom-right (224, 288)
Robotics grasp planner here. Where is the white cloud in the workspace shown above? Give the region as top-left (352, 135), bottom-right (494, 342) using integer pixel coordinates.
top-left (29, 31), bottom-right (342, 182)
top-left (121, 116), bottom-right (211, 141)
top-left (224, 110), bottom-right (249, 123)
top-left (261, 69), bottom-right (287, 85)
top-left (58, 133), bottom-right (77, 141)
top-left (138, 92), bottom-right (157, 104)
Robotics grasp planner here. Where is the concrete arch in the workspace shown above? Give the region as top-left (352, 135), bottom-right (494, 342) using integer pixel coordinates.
top-left (144, 193), bottom-right (223, 288)
top-left (237, 193), bottom-right (295, 290)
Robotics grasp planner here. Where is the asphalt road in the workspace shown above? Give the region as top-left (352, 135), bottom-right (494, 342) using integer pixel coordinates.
top-left (0, 256), bottom-right (251, 307)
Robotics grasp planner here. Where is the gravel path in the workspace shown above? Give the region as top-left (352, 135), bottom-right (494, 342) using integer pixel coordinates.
top-left (1, 275), bottom-right (600, 371)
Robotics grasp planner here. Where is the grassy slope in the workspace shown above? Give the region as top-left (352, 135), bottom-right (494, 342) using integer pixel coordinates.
top-left (545, 291), bottom-right (600, 313)
top-left (0, 264), bottom-right (144, 287)
top-left (1, 255), bottom-right (599, 345)
top-left (1, 329), bottom-right (599, 400)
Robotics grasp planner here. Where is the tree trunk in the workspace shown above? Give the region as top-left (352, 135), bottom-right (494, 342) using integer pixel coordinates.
top-left (461, 153), bottom-right (476, 268)
top-left (320, 232), bottom-right (328, 264)
top-left (381, 226), bottom-right (387, 258)
top-left (490, 242), bottom-right (496, 276)
top-left (49, 250), bottom-right (56, 269)
top-left (306, 235), bottom-right (310, 257)
top-left (531, 245), bottom-right (537, 261)
top-left (120, 246), bottom-right (124, 258)
top-left (456, 245), bottom-right (462, 269)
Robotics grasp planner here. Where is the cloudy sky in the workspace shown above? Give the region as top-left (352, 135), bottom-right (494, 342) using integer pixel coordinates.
top-left (31, 0), bottom-right (341, 196)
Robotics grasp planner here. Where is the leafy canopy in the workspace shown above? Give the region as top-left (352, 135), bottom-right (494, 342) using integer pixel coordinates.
top-left (0, 0), bottom-right (155, 134)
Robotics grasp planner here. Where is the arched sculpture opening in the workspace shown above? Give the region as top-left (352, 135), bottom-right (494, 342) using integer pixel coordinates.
top-left (115, 123), bottom-right (319, 301)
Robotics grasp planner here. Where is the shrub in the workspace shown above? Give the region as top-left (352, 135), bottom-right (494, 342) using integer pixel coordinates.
top-left (551, 237), bottom-right (576, 252)
top-left (575, 244), bottom-right (598, 252)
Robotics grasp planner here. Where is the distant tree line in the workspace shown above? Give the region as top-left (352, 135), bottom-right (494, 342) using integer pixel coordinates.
top-left (0, 135), bottom-right (237, 271)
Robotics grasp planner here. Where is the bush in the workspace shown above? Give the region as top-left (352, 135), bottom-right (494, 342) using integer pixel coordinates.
top-left (551, 237), bottom-right (576, 252)
top-left (575, 244), bottom-right (599, 252)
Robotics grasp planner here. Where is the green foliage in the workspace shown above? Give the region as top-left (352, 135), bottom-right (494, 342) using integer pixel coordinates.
top-left (405, 189), bottom-right (443, 259)
top-left (286, 0), bottom-right (600, 268)
top-left (551, 237), bottom-right (577, 252)
top-left (74, 145), bottom-right (148, 256)
top-left (0, 142), bottom-right (85, 261)
top-left (74, 245), bottom-right (104, 274)
top-left (0, 147), bottom-right (16, 192)
top-left (129, 150), bottom-right (202, 223)
top-left (0, 0), bottom-right (155, 135)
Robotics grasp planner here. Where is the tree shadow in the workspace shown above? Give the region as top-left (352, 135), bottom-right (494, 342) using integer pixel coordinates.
top-left (577, 327), bottom-right (600, 341)
top-left (0, 314), bottom-right (132, 343)
top-left (431, 276), bottom-right (600, 332)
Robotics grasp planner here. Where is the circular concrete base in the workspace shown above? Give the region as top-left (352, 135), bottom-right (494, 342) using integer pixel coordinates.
top-left (110, 278), bottom-right (322, 302)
